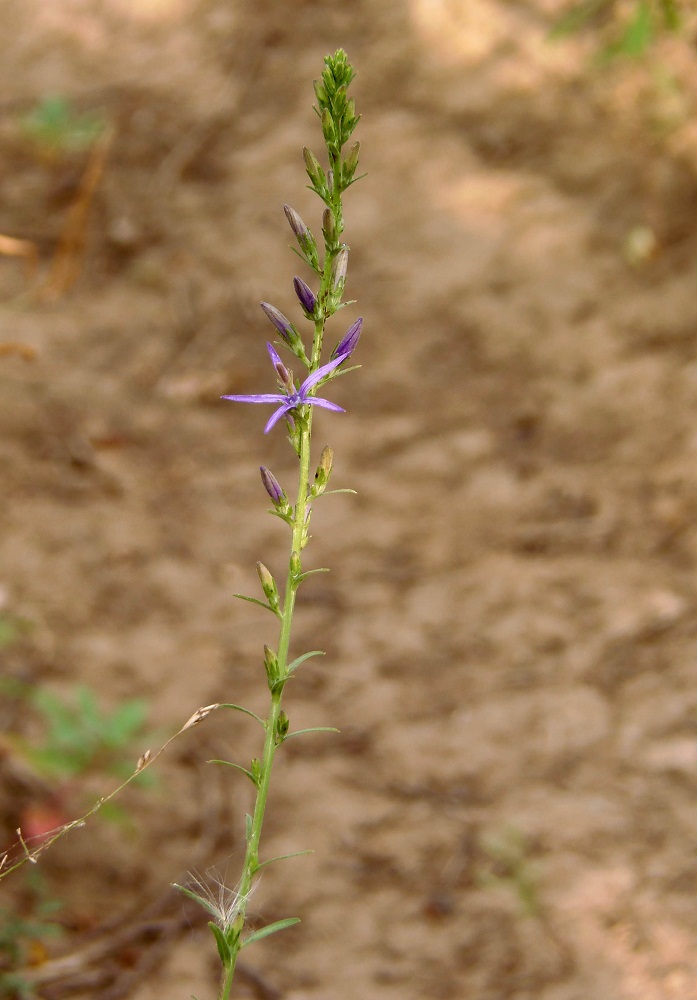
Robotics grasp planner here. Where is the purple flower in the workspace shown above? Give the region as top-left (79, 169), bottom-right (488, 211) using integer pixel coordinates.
top-left (222, 343), bottom-right (347, 434)
top-left (331, 317), bottom-right (362, 360)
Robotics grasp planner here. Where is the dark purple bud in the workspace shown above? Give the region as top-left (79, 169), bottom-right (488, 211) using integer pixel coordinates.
top-left (261, 302), bottom-right (293, 344)
top-left (331, 317), bottom-right (362, 360)
top-left (293, 276), bottom-right (317, 316)
top-left (260, 466), bottom-right (286, 506)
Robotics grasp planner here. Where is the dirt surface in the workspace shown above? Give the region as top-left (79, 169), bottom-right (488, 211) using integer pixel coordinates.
top-left (3, 2), bottom-right (697, 998)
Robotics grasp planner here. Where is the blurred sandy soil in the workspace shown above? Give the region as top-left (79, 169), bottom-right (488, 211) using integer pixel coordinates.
top-left (3, 2), bottom-right (697, 998)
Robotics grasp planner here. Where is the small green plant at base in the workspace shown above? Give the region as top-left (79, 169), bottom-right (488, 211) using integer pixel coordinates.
top-left (478, 826), bottom-right (541, 918)
top-left (0, 871), bottom-right (63, 999)
top-left (19, 96), bottom-right (106, 163)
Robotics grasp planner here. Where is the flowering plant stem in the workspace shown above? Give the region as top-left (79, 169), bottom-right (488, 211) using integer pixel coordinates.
top-left (180, 50), bottom-right (363, 1000)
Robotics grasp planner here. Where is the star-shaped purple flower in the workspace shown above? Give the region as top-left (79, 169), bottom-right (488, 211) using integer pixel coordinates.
top-left (222, 343), bottom-right (347, 434)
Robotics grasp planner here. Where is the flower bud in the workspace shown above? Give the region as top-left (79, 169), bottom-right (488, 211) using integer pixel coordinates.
top-left (290, 550), bottom-right (302, 578)
top-left (263, 645), bottom-right (279, 686)
top-left (293, 276), bottom-right (317, 317)
top-left (313, 80), bottom-right (328, 107)
top-left (276, 711), bottom-right (290, 741)
top-left (303, 147), bottom-right (325, 193)
top-left (331, 247), bottom-right (349, 292)
top-left (322, 207), bottom-right (337, 246)
top-left (342, 141), bottom-right (360, 184)
top-left (259, 466), bottom-right (286, 506)
top-left (256, 561), bottom-right (280, 612)
top-left (331, 317), bottom-right (362, 360)
top-left (260, 302), bottom-right (293, 345)
top-left (283, 204), bottom-right (319, 270)
top-left (312, 444), bottom-right (333, 496)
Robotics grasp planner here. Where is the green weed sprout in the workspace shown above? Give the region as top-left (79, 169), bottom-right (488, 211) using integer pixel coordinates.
top-left (478, 826), bottom-right (541, 918)
top-left (19, 96), bottom-right (105, 163)
top-left (0, 872), bottom-right (63, 999)
top-left (173, 49), bottom-right (363, 999)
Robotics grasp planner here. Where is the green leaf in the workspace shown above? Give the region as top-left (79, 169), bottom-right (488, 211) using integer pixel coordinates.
top-left (255, 849), bottom-right (313, 872)
top-left (209, 921), bottom-right (232, 965)
top-left (287, 650), bottom-right (325, 675)
top-left (617, 0), bottom-right (653, 56)
top-left (241, 917), bottom-right (300, 948)
top-left (283, 727), bottom-right (339, 741)
top-left (231, 593), bottom-right (281, 617)
top-left (218, 703), bottom-right (265, 726)
top-left (207, 759), bottom-right (258, 786)
top-left (295, 567), bottom-right (330, 585)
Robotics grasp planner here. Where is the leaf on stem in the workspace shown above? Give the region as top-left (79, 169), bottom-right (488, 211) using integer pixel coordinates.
top-left (283, 727), bottom-right (340, 741)
top-left (255, 849), bottom-right (313, 872)
top-left (231, 593), bottom-right (282, 618)
top-left (241, 917), bottom-right (300, 948)
top-left (295, 567), bottom-right (330, 585)
top-left (218, 703), bottom-right (266, 727)
top-left (208, 921), bottom-right (233, 966)
top-left (207, 759), bottom-right (258, 787)
top-left (287, 650), bottom-right (325, 674)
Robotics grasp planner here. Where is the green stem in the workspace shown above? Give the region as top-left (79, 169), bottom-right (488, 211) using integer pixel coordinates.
top-left (218, 415), bottom-right (314, 1000)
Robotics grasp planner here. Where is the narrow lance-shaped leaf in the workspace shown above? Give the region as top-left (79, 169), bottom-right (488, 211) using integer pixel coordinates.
top-left (242, 917), bottom-right (301, 949)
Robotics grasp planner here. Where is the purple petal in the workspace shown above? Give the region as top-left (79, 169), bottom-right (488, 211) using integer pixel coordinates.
top-left (300, 355), bottom-right (344, 394)
top-left (307, 398), bottom-right (346, 413)
top-left (264, 403), bottom-right (293, 434)
top-left (221, 393), bottom-right (286, 404)
top-left (266, 342), bottom-right (284, 367)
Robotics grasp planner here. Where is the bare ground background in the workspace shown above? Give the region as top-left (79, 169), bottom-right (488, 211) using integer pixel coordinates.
top-left (3, 2), bottom-right (697, 998)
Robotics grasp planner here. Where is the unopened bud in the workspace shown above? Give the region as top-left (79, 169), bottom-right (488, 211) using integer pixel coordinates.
top-left (263, 645), bottom-right (279, 686)
top-left (260, 302), bottom-right (293, 345)
top-left (331, 317), bottom-right (362, 360)
top-left (321, 108), bottom-right (334, 142)
top-left (331, 247), bottom-right (349, 293)
top-left (290, 550), bottom-right (302, 578)
top-left (293, 276), bottom-right (317, 317)
top-left (322, 208), bottom-right (337, 246)
top-left (313, 80), bottom-right (328, 107)
top-left (343, 141), bottom-right (360, 183)
top-left (283, 205), bottom-right (319, 270)
top-left (276, 711), bottom-right (290, 740)
top-left (256, 561), bottom-right (280, 612)
top-left (303, 147), bottom-right (325, 190)
top-left (312, 444), bottom-right (333, 496)
top-left (259, 466), bottom-right (286, 506)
